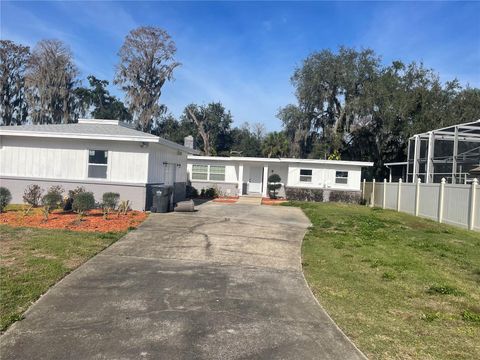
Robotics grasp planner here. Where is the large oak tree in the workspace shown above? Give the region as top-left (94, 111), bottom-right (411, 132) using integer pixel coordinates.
top-left (114, 26), bottom-right (180, 132)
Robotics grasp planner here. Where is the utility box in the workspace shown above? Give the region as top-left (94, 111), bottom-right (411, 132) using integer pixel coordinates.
top-left (150, 185), bottom-right (174, 213)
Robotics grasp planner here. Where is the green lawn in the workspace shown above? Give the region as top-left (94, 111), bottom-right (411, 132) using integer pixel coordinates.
top-left (0, 226), bottom-right (125, 332)
top-left (288, 202), bottom-right (480, 360)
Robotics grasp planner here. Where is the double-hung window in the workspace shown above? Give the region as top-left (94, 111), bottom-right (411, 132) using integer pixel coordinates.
top-left (191, 164), bottom-right (226, 181)
top-left (299, 169), bottom-right (312, 182)
top-left (209, 165), bottom-right (225, 181)
top-left (88, 150), bottom-right (108, 179)
top-left (192, 164), bottom-right (208, 180)
top-left (335, 171), bottom-right (348, 184)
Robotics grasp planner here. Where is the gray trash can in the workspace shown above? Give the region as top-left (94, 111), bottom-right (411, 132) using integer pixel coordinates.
top-left (151, 185), bottom-right (173, 213)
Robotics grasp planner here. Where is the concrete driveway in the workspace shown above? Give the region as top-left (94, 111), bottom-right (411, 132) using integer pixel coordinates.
top-left (0, 202), bottom-right (365, 360)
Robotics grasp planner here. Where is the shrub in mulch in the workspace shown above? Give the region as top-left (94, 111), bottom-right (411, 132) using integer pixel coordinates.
top-left (0, 208), bottom-right (147, 233)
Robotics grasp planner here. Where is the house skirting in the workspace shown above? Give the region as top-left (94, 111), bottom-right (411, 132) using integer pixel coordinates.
top-left (285, 186), bottom-right (362, 203)
top-left (190, 181), bottom-right (239, 197)
top-left (0, 176), bottom-right (186, 211)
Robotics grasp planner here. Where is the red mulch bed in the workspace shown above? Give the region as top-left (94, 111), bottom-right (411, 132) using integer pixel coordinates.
top-left (0, 209), bottom-right (148, 233)
top-left (261, 198), bottom-right (288, 205)
top-left (213, 196), bottom-right (239, 203)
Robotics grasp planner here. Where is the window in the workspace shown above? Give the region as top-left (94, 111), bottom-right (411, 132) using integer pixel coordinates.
top-left (192, 164), bottom-right (208, 180)
top-left (191, 164), bottom-right (226, 181)
top-left (88, 150), bottom-right (108, 179)
top-left (335, 171), bottom-right (348, 184)
top-left (209, 165), bottom-right (225, 181)
top-left (300, 169), bottom-right (312, 182)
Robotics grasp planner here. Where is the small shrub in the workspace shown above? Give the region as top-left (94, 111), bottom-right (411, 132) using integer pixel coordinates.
top-left (41, 186), bottom-right (64, 220)
top-left (186, 185), bottom-right (198, 198)
top-left (427, 284), bottom-right (464, 296)
top-left (203, 187), bottom-right (219, 198)
top-left (117, 200), bottom-right (131, 216)
top-left (72, 192), bottom-right (95, 216)
top-left (102, 192), bottom-right (120, 219)
top-left (267, 174), bottom-right (282, 199)
top-left (64, 186), bottom-right (86, 211)
top-left (23, 184), bottom-right (43, 207)
top-left (0, 187), bottom-right (12, 212)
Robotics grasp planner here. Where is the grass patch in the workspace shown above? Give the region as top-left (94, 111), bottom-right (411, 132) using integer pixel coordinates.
top-left (0, 225), bottom-right (125, 331)
top-left (287, 201), bottom-right (480, 360)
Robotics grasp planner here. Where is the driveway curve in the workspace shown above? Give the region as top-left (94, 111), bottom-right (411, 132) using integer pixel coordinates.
top-left (1, 202), bottom-right (365, 360)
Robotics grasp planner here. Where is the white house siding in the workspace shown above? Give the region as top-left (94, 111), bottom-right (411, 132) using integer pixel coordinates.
top-left (287, 163), bottom-right (362, 191)
top-left (148, 145), bottom-right (188, 184)
top-left (0, 136), bottom-right (149, 183)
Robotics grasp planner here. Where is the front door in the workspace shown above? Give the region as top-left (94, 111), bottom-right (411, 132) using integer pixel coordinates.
top-left (248, 167), bottom-right (263, 194)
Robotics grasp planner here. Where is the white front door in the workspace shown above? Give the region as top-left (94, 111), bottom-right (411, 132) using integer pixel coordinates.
top-left (248, 166), bottom-right (263, 194)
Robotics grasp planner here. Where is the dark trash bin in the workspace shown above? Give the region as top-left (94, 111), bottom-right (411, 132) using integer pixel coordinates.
top-left (151, 185), bottom-right (173, 213)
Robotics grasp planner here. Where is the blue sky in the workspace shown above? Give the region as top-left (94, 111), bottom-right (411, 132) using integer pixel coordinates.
top-left (1, 1), bottom-right (479, 130)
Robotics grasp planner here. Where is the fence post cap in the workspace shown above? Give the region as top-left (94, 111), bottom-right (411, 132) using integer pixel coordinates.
top-left (384, 178), bottom-right (387, 183)
top-left (441, 178), bottom-right (446, 184)
top-left (417, 178), bottom-right (422, 183)
top-left (473, 178), bottom-right (479, 185)
top-left (373, 179), bottom-right (376, 183)
top-left (399, 178), bottom-right (402, 183)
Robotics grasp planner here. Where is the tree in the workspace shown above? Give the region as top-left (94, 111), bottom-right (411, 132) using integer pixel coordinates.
top-left (288, 47), bottom-right (380, 156)
top-left (0, 40), bottom-right (30, 125)
top-left (25, 39), bottom-right (78, 124)
top-left (262, 132), bottom-right (290, 158)
top-left (230, 123), bottom-right (262, 157)
top-left (151, 113), bottom-right (187, 143)
top-left (182, 102), bottom-right (233, 155)
top-left (114, 26), bottom-right (180, 132)
top-left (277, 104), bottom-right (310, 157)
top-left (267, 174), bottom-right (282, 199)
top-left (75, 75), bottom-right (131, 121)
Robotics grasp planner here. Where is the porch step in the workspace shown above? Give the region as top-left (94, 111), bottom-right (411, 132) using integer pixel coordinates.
top-left (237, 196), bottom-right (262, 205)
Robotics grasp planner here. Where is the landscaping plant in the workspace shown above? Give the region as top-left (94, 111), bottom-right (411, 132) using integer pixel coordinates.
top-left (64, 186), bottom-right (86, 211)
top-left (117, 200), bottom-right (131, 216)
top-left (0, 187), bottom-right (12, 213)
top-left (40, 186), bottom-right (64, 220)
top-left (23, 184), bottom-right (43, 208)
top-left (267, 174), bottom-right (282, 199)
top-left (72, 191), bottom-right (95, 217)
top-left (102, 192), bottom-right (120, 219)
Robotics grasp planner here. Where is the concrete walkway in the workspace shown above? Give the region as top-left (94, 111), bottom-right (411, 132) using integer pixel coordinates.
top-left (0, 202), bottom-right (365, 360)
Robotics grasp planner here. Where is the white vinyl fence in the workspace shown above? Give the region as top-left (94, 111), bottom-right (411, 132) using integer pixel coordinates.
top-left (362, 178), bottom-right (479, 231)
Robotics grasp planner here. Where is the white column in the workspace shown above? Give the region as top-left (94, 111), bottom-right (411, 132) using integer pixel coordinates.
top-left (261, 165), bottom-right (269, 197)
top-left (397, 178), bottom-right (402, 211)
top-left (238, 163), bottom-right (244, 196)
top-left (438, 178), bottom-right (446, 223)
top-left (452, 126), bottom-right (459, 184)
top-left (370, 179), bottom-right (376, 207)
top-left (415, 178), bottom-right (421, 216)
top-left (469, 178), bottom-right (478, 230)
top-left (426, 131), bottom-right (435, 184)
top-left (413, 135), bottom-right (420, 183)
top-left (362, 179), bottom-right (366, 201)
top-left (383, 179), bottom-right (387, 209)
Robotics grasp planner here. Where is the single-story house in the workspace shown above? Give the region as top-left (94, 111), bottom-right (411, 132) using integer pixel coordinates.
top-left (0, 119), bottom-right (197, 210)
top-left (186, 155), bottom-right (373, 199)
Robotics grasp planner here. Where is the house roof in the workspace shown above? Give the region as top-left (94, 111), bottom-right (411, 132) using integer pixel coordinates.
top-left (0, 119), bottom-right (198, 154)
top-left (188, 155), bottom-right (373, 167)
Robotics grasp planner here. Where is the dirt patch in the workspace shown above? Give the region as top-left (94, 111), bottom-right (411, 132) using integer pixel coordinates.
top-left (0, 209), bottom-right (147, 233)
top-left (261, 198), bottom-right (288, 205)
